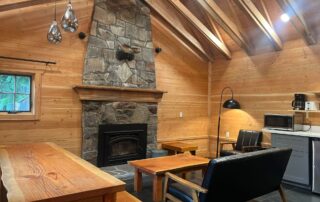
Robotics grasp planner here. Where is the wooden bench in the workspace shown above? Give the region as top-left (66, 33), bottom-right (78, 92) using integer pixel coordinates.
top-left (116, 191), bottom-right (141, 202)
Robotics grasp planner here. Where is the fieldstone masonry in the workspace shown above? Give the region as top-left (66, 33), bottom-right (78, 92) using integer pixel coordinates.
top-left (81, 0), bottom-right (157, 165)
top-left (84, 0), bottom-right (155, 88)
top-left (82, 101), bottom-right (157, 164)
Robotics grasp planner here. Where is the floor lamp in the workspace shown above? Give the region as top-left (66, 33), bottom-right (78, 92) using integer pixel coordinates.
top-left (216, 87), bottom-right (240, 158)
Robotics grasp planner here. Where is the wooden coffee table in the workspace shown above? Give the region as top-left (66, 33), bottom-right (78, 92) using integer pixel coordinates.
top-left (0, 143), bottom-right (125, 202)
top-left (128, 154), bottom-right (209, 202)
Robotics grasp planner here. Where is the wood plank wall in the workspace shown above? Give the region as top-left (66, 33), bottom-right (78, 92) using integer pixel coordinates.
top-left (0, 1), bottom-right (94, 155)
top-left (210, 38), bottom-right (320, 157)
top-left (151, 18), bottom-right (210, 157)
top-left (0, 3), bottom-right (211, 157)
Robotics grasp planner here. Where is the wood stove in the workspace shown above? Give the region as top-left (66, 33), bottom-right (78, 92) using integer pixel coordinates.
top-left (97, 124), bottom-right (147, 167)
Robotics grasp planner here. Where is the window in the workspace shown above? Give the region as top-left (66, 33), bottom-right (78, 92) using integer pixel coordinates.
top-left (0, 74), bottom-right (32, 112)
top-left (0, 69), bottom-right (41, 121)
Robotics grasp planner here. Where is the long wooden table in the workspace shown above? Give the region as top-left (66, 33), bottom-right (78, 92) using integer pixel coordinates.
top-left (0, 143), bottom-right (125, 202)
top-left (128, 154), bottom-right (209, 202)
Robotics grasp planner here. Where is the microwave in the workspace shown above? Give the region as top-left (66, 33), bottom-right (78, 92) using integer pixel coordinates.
top-left (264, 114), bottom-right (304, 131)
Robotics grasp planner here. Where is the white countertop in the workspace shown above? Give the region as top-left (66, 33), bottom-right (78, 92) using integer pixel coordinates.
top-left (262, 126), bottom-right (320, 138)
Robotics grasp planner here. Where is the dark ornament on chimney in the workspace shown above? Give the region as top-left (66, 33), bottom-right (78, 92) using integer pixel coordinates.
top-left (155, 47), bottom-right (162, 53)
top-left (116, 44), bottom-right (141, 61)
top-left (79, 32), bottom-right (86, 40)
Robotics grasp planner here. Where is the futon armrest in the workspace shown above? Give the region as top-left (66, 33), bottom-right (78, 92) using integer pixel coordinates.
top-left (165, 172), bottom-right (208, 194)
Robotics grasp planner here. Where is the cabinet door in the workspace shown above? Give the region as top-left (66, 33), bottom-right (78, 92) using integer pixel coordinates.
top-left (313, 140), bottom-right (320, 193)
top-left (271, 134), bottom-right (309, 185)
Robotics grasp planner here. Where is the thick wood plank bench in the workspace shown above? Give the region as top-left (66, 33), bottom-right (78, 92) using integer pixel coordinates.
top-left (116, 191), bottom-right (141, 202)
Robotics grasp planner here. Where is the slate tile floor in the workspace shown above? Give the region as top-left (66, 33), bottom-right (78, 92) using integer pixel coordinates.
top-left (101, 164), bottom-right (320, 201)
top-left (122, 171), bottom-right (320, 202)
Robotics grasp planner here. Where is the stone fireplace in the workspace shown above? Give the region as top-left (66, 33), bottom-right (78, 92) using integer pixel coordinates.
top-left (76, 0), bottom-right (165, 165)
top-left (81, 100), bottom-right (159, 165)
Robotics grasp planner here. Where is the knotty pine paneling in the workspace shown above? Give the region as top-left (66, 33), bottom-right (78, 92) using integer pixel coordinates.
top-left (0, 0), bottom-right (94, 155)
top-left (152, 18), bottom-right (209, 157)
top-left (210, 38), bottom-right (320, 157)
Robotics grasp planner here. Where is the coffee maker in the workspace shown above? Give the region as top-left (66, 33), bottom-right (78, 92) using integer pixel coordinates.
top-left (292, 94), bottom-right (306, 110)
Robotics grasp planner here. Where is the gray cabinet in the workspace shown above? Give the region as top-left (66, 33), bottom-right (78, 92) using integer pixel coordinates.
top-left (313, 139), bottom-right (320, 193)
top-left (271, 134), bottom-right (309, 186)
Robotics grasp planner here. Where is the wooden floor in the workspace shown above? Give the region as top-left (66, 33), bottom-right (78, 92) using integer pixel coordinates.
top-left (124, 171), bottom-right (320, 202)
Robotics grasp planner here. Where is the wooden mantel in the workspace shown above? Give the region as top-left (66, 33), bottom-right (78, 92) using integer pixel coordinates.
top-left (73, 85), bottom-right (167, 103)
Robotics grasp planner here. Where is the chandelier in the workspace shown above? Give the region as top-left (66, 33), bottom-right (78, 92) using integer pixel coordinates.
top-left (47, 0), bottom-right (79, 44)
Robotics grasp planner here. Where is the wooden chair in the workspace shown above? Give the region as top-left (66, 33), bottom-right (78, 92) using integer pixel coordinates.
top-left (163, 148), bottom-right (292, 202)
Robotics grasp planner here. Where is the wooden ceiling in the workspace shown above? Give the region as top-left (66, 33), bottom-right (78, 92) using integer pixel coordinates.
top-left (147, 0), bottom-right (320, 61)
top-left (0, 0), bottom-right (319, 61)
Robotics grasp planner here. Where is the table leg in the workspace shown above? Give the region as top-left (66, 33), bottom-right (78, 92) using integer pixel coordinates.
top-left (153, 175), bottom-right (163, 202)
top-left (103, 192), bottom-right (116, 202)
top-left (134, 168), bottom-right (142, 192)
top-left (0, 170), bottom-right (7, 202)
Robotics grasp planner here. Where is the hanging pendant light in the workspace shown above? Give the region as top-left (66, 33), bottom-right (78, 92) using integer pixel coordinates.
top-left (47, 0), bottom-right (62, 44)
top-left (61, 0), bottom-right (78, 32)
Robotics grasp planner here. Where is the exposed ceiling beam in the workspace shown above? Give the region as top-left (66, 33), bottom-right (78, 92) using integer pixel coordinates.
top-left (182, 0), bottom-right (223, 42)
top-left (197, 0), bottom-right (252, 55)
top-left (226, 0), bottom-right (253, 51)
top-left (257, 0), bottom-right (274, 29)
top-left (144, 0), bottom-right (211, 61)
top-left (277, 0), bottom-right (317, 45)
top-left (236, 0), bottom-right (283, 51)
top-left (207, 16), bottom-right (223, 42)
top-left (151, 16), bottom-right (208, 62)
top-left (168, 0), bottom-right (232, 59)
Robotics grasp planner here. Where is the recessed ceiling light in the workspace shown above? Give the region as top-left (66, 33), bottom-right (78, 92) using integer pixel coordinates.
top-left (280, 13), bottom-right (290, 22)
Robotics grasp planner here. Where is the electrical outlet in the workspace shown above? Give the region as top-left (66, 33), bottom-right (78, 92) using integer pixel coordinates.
top-left (226, 131), bottom-right (230, 138)
top-left (179, 112), bottom-right (183, 118)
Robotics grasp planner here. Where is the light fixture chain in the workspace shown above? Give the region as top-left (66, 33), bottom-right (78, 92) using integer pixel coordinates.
top-left (54, 0), bottom-right (56, 20)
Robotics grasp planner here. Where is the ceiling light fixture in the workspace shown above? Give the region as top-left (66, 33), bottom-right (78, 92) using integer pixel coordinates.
top-left (47, 0), bottom-right (62, 44)
top-left (280, 13), bottom-right (290, 22)
top-left (61, 0), bottom-right (78, 32)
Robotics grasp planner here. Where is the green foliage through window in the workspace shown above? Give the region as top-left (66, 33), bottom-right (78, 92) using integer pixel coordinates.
top-left (0, 74), bottom-right (31, 112)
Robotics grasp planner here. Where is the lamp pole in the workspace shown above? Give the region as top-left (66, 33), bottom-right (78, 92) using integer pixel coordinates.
top-left (216, 87), bottom-right (236, 158)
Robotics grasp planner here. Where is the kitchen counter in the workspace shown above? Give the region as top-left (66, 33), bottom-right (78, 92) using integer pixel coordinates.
top-left (262, 126), bottom-right (320, 138)
top-left (264, 125), bottom-right (320, 189)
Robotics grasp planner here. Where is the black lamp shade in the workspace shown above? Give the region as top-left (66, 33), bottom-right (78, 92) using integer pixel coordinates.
top-left (223, 99), bottom-right (240, 109)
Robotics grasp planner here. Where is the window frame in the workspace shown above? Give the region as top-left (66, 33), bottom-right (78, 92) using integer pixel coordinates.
top-left (0, 69), bottom-right (41, 121)
top-left (0, 73), bottom-right (33, 113)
